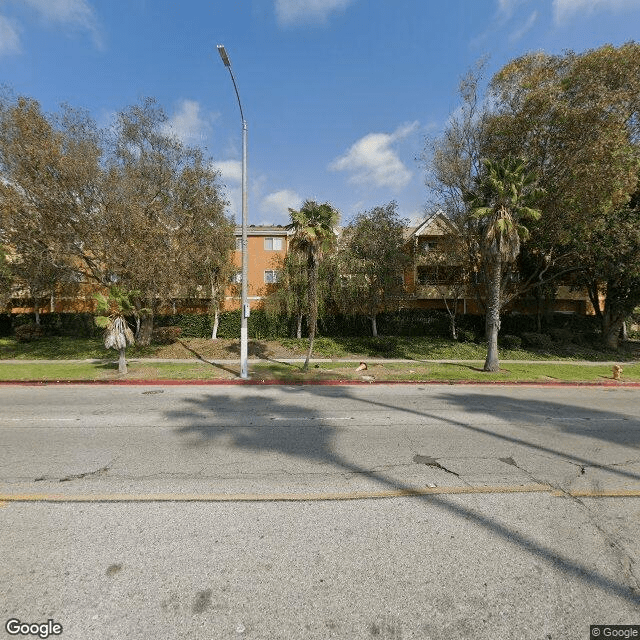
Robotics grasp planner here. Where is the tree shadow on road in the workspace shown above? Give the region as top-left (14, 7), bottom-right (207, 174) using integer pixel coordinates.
top-left (166, 385), bottom-right (640, 606)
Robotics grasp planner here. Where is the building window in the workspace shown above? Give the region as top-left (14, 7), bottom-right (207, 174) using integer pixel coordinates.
top-left (230, 271), bottom-right (242, 284)
top-left (235, 237), bottom-right (242, 251)
top-left (418, 239), bottom-right (439, 253)
top-left (264, 270), bottom-right (280, 284)
top-left (264, 237), bottom-right (283, 251)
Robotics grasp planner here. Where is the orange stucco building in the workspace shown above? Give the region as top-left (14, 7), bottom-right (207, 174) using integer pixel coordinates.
top-left (5, 217), bottom-right (597, 317)
top-left (224, 225), bottom-right (292, 311)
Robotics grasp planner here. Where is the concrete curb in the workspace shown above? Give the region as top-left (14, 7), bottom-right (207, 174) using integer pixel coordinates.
top-left (1, 378), bottom-right (639, 387)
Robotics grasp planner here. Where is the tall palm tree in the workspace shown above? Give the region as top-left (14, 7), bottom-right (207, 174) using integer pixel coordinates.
top-left (287, 200), bottom-right (339, 371)
top-left (465, 157), bottom-right (542, 371)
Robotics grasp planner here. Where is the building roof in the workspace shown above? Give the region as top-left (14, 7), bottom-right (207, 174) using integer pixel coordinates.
top-left (234, 225), bottom-right (293, 236)
top-left (405, 211), bottom-right (456, 240)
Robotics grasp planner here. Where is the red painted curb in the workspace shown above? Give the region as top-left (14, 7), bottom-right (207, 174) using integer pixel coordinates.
top-left (0, 379), bottom-right (639, 387)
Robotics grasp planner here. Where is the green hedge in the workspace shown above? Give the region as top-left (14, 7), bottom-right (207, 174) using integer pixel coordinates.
top-left (8, 313), bottom-right (98, 338)
top-left (154, 310), bottom-right (290, 340)
top-left (0, 309), bottom-right (605, 342)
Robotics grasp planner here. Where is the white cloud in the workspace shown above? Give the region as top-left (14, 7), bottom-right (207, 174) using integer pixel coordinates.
top-left (509, 9), bottom-right (538, 42)
top-left (497, 0), bottom-right (522, 19)
top-left (22, 0), bottom-right (95, 27)
top-left (260, 189), bottom-right (303, 216)
top-left (329, 121), bottom-right (419, 191)
top-left (162, 100), bottom-right (216, 146)
top-left (0, 15), bottom-right (21, 56)
top-left (275, 0), bottom-right (355, 26)
top-left (5, 0), bottom-right (101, 47)
top-left (211, 160), bottom-right (243, 184)
top-left (553, 0), bottom-right (639, 23)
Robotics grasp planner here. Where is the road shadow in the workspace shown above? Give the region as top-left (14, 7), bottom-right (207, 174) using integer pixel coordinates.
top-left (166, 385), bottom-right (640, 606)
top-left (177, 340), bottom-right (239, 376)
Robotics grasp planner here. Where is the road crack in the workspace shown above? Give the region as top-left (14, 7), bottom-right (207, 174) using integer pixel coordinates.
top-left (504, 456), bottom-right (640, 596)
top-left (413, 455), bottom-right (460, 477)
top-left (34, 459), bottom-right (116, 483)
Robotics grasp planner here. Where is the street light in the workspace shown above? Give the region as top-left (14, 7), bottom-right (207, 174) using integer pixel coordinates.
top-left (217, 44), bottom-right (249, 379)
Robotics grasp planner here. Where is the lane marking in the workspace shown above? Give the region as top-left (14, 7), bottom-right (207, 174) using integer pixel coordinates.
top-left (2, 486), bottom-right (640, 504)
top-left (550, 488), bottom-right (640, 498)
top-left (0, 484), bottom-right (562, 502)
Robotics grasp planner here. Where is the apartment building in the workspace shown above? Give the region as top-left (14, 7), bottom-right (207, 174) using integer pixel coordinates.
top-left (4, 215), bottom-right (594, 317)
top-left (225, 225), bottom-right (292, 311)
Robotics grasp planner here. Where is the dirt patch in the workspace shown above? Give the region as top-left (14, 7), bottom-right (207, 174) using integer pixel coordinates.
top-left (152, 338), bottom-right (307, 361)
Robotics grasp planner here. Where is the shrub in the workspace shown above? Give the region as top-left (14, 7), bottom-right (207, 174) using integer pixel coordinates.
top-left (457, 329), bottom-right (476, 343)
top-left (548, 328), bottom-right (575, 344)
top-left (575, 330), bottom-right (602, 347)
top-left (15, 323), bottom-right (44, 342)
top-left (499, 334), bottom-right (522, 349)
top-left (152, 326), bottom-right (183, 344)
top-left (11, 313), bottom-right (98, 337)
top-left (521, 332), bottom-right (553, 349)
top-left (0, 314), bottom-right (12, 337)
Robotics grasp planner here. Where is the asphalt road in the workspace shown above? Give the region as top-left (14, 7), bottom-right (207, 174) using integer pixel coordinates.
top-left (1, 384), bottom-right (639, 639)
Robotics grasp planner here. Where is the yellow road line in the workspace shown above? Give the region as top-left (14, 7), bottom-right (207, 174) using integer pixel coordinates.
top-left (0, 484), bottom-right (553, 502)
top-left (1, 485), bottom-right (639, 504)
top-left (551, 488), bottom-right (640, 498)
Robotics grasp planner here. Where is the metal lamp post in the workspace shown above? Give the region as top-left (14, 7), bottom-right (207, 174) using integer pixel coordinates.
top-left (217, 44), bottom-right (249, 379)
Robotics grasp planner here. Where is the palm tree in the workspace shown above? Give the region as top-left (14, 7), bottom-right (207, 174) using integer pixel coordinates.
top-left (287, 200), bottom-right (339, 371)
top-left (465, 157), bottom-right (542, 371)
top-left (95, 287), bottom-right (136, 374)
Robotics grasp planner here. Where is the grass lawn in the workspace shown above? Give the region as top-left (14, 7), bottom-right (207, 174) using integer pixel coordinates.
top-left (1, 359), bottom-right (638, 384)
top-left (0, 334), bottom-right (638, 383)
top-left (2, 334), bottom-right (638, 363)
top-left (0, 336), bottom-right (156, 360)
top-left (278, 335), bottom-right (639, 362)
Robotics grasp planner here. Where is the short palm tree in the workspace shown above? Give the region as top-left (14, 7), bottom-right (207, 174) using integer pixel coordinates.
top-left (95, 287), bottom-right (136, 374)
top-left (465, 157), bottom-right (542, 371)
top-left (286, 200), bottom-right (339, 370)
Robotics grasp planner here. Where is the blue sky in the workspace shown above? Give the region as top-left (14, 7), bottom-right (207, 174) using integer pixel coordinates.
top-left (1, 0), bottom-right (639, 227)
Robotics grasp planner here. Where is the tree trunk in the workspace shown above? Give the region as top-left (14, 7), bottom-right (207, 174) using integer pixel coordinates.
top-left (371, 315), bottom-right (378, 337)
top-left (296, 312), bottom-right (303, 339)
top-left (211, 308), bottom-right (220, 340)
top-left (484, 259), bottom-right (502, 372)
top-left (210, 282), bottom-right (220, 340)
top-left (136, 306), bottom-right (154, 346)
top-left (536, 289), bottom-right (543, 333)
top-left (34, 299), bottom-right (41, 326)
top-left (303, 253), bottom-right (318, 371)
top-left (602, 314), bottom-right (624, 350)
top-left (118, 347), bottom-right (127, 374)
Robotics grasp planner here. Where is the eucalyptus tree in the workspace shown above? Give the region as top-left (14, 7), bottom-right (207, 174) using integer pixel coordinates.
top-left (266, 250), bottom-right (309, 338)
top-left (464, 157), bottom-right (542, 371)
top-left (0, 96), bottom-right (102, 321)
top-left (287, 200), bottom-right (340, 370)
top-left (0, 246), bottom-right (12, 310)
top-left (99, 98), bottom-right (232, 344)
top-left (337, 202), bottom-right (408, 337)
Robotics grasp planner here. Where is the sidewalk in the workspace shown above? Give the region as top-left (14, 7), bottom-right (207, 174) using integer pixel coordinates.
top-left (1, 357), bottom-right (636, 365)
